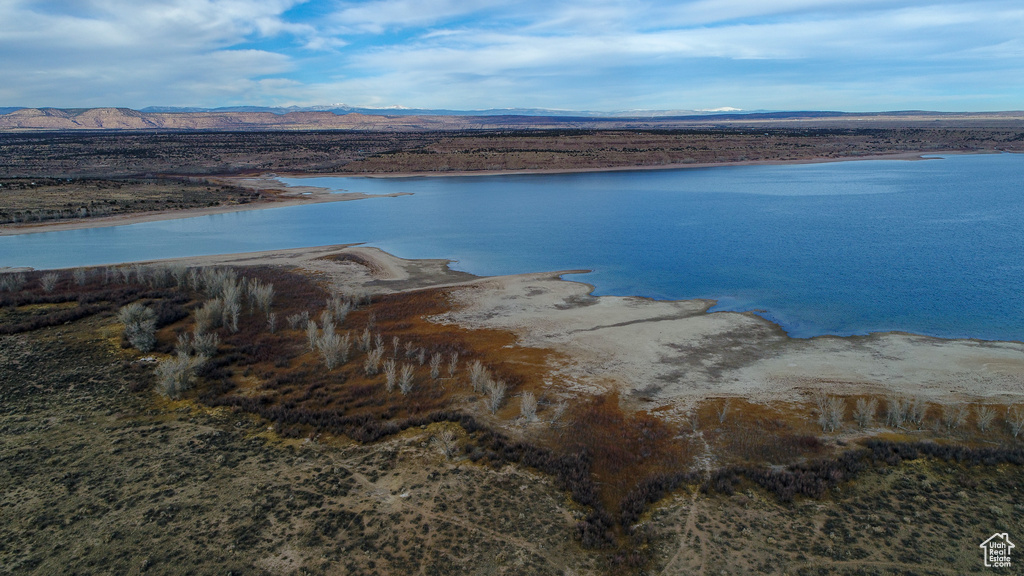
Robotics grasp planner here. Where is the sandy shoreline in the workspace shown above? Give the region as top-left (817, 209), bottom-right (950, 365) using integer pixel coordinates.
top-left (41, 243), bottom-right (1024, 419)
top-left (0, 151), bottom-right (975, 237)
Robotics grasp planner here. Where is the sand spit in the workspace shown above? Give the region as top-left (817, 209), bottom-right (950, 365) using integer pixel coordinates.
top-left (0, 176), bottom-right (408, 236)
top-left (98, 245), bottom-right (1024, 420)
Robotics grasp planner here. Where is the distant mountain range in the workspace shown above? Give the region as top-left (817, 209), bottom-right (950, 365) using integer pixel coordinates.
top-left (0, 106), bottom-right (1020, 131)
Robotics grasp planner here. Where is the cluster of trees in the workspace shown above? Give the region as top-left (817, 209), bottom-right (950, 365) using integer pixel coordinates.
top-left (812, 392), bottom-right (1024, 438)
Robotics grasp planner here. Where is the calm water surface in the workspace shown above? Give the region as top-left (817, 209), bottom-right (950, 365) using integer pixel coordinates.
top-left (3, 154), bottom-right (1023, 340)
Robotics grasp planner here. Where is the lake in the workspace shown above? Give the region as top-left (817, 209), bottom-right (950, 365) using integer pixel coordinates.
top-left (3, 153), bottom-right (1023, 341)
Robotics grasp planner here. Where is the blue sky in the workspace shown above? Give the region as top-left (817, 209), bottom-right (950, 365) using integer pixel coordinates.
top-left (1, 0), bottom-right (1023, 112)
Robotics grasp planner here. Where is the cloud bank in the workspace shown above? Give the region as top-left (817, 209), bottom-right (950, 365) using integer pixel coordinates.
top-left (2, 0), bottom-right (1022, 111)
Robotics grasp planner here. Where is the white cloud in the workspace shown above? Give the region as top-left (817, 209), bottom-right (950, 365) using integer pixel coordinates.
top-left (1, 0), bottom-right (1023, 110)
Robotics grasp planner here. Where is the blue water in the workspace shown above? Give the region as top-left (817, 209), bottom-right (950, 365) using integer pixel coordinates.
top-left (2, 154), bottom-right (1023, 341)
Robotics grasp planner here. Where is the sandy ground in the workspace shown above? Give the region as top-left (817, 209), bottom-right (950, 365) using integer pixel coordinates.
top-left (112, 245), bottom-right (1024, 422)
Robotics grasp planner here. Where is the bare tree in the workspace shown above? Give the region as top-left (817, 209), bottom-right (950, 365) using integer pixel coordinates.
top-left (375, 333), bottom-right (384, 351)
top-left (40, 272), bottom-right (60, 293)
top-left (469, 360), bottom-right (487, 393)
top-left (853, 397), bottom-right (878, 428)
top-left (192, 330), bottom-right (220, 357)
top-left (404, 341), bottom-right (415, 358)
top-left (486, 378), bottom-right (507, 415)
top-left (717, 399), bottom-right (731, 424)
top-left (520, 392), bottom-right (538, 423)
top-left (0, 272), bottom-right (27, 292)
top-left (364, 346), bottom-right (384, 376)
top-left (287, 312), bottom-right (309, 330)
top-left (975, 405), bottom-right (996, 433)
top-left (117, 302), bottom-right (157, 352)
top-left (360, 327), bottom-right (372, 352)
top-left (417, 348), bottom-right (426, 366)
top-left (941, 403), bottom-right (968, 432)
top-left (267, 312), bottom-right (277, 334)
top-left (813, 393), bottom-right (845, 432)
top-left (429, 352), bottom-right (442, 380)
top-left (73, 268), bottom-right (88, 286)
top-left (392, 336), bottom-right (401, 358)
top-left (550, 400), bottom-right (568, 423)
top-left (317, 324), bottom-right (344, 370)
top-left (886, 396), bottom-right (908, 428)
top-left (1007, 406), bottom-right (1024, 438)
top-left (398, 364), bottom-right (415, 395)
top-left (908, 397), bottom-right (928, 428)
top-left (155, 353), bottom-right (207, 399)
top-left (431, 429), bottom-right (458, 459)
top-left (447, 352), bottom-right (459, 378)
top-left (383, 359), bottom-right (397, 392)
top-left (250, 282), bottom-right (274, 316)
top-left (306, 319), bottom-right (319, 352)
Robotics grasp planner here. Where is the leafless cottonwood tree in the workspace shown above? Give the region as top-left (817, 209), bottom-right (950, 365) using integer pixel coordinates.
top-left (383, 359), bottom-right (397, 392)
top-left (417, 348), bottom-right (426, 366)
top-left (447, 352), bottom-right (459, 378)
top-left (469, 361), bottom-right (487, 393)
top-left (486, 378), bottom-right (507, 414)
top-left (40, 272), bottom-right (60, 293)
top-left (1007, 406), bottom-right (1024, 438)
top-left (360, 327), bottom-right (372, 352)
top-left (73, 268), bottom-right (88, 286)
top-left (364, 346), bottom-right (384, 376)
top-left (399, 364), bottom-right (415, 395)
top-left (392, 336), bottom-right (401, 358)
top-left (941, 403), bottom-right (968, 432)
top-left (520, 392), bottom-right (538, 423)
top-left (306, 319), bottom-right (319, 352)
top-left (854, 398), bottom-right (878, 428)
top-left (287, 311), bottom-right (309, 330)
top-left (908, 397), bottom-right (928, 428)
top-left (886, 396), bottom-right (908, 428)
top-left (316, 324), bottom-right (345, 370)
top-left (117, 302), bottom-right (157, 352)
top-left (975, 405), bottom-right (996, 433)
top-left (717, 399), bottom-right (731, 424)
top-left (429, 353), bottom-right (442, 380)
top-left (0, 272), bottom-right (27, 292)
top-left (155, 353), bottom-right (207, 399)
top-left (192, 330), bottom-right (220, 357)
top-left (814, 393), bottom-right (845, 432)
top-left (432, 429), bottom-right (458, 459)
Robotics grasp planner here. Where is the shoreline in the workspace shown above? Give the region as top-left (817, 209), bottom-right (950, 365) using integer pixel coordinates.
top-left (0, 151), bottom-right (986, 237)
top-left (6, 242), bottom-right (1024, 407)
